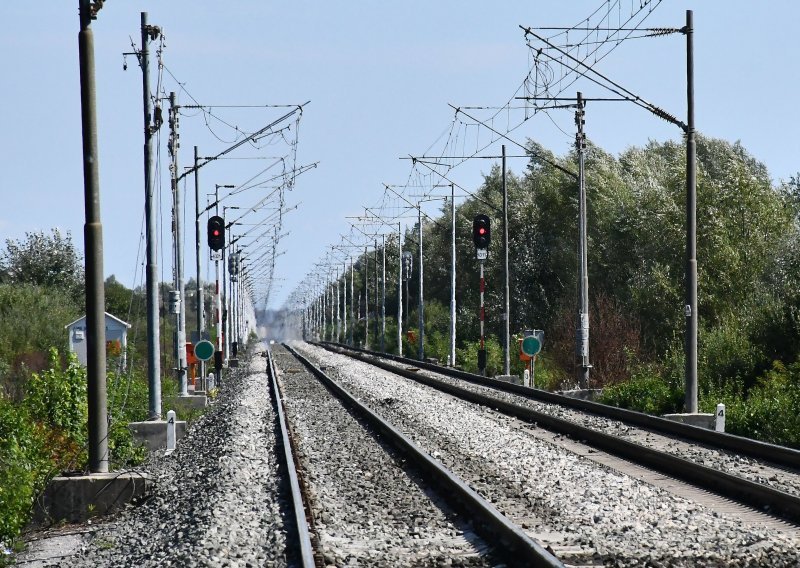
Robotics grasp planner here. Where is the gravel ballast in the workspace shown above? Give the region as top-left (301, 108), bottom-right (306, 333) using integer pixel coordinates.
top-left (63, 354), bottom-right (293, 568)
top-left (272, 343), bottom-right (494, 567)
top-left (297, 341), bottom-right (800, 567)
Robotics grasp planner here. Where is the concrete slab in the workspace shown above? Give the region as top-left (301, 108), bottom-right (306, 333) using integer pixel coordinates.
top-left (33, 471), bottom-right (150, 525)
top-left (494, 374), bottom-right (523, 386)
top-left (662, 412), bottom-right (716, 430)
top-left (168, 394), bottom-right (207, 413)
top-left (558, 388), bottom-right (604, 401)
top-left (128, 419), bottom-right (187, 451)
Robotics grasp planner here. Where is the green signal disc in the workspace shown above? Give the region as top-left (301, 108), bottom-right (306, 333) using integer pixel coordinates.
top-left (194, 339), bottom-right (215, 361)
top-left (521, 336), bottom-right (542, 356)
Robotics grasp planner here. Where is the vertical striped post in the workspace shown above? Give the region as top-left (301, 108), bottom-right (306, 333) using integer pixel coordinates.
top-left (479, 261), bottom-right (486, 376)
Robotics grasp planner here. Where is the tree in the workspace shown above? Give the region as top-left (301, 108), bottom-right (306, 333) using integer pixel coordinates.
top-left (1, 230), bottom-right (84, 299)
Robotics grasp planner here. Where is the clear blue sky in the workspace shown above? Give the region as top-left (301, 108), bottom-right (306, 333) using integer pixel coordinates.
top-left (2, 2), bottom-right (798, 310)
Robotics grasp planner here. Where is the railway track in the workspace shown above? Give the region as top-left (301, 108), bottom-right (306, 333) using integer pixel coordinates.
top-left (270, 342), bottom-right (563, 567)
top-left (317, 341), bottom-right (800, 523)
top-left (295, 340), bottom-right (800, 565)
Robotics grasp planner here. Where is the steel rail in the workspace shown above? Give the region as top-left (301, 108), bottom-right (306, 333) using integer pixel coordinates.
top-left (320, 342), bottom-right (800, 471)
top-left (319, 342), bottom-right (800, 525)
top-left (266, 348), bottom-right (316, 568)
top-left (283, 343), bottom-right (564, 568)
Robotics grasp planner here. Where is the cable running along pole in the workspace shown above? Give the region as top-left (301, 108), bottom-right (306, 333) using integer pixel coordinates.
top-left (169, 92), bottom-right (189, 396)
top-left (502, 145), bottom-right (511, 376)
top-left (140, 12), bottom-right (161, 419)
top-left (576, 92), bottom-right (591, 389)
top-left (685, 9), bottom-right (698, 412)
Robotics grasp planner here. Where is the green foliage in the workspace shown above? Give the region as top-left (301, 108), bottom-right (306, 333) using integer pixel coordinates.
top-left (0, 230), bottom-right (83, 301)
top-left (702, 362), bottom-right (800, 448)
top-left (0, 283), bottom-right (81, 398)
top-left (0, 396), bottom-right (48, 548)
top-left (598, 362), bottom-right (683, 415)
top-left (456, 336), bottom-right (504, 376)
top-left (24, 348), bottom-right (88, 459)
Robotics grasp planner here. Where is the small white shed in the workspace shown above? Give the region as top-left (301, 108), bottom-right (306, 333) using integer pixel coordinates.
top-left (66, 312), bottom-right (131, 369)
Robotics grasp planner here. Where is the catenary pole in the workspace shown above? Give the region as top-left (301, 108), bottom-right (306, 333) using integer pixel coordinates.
top-left (79, 0), bottom-right (108, 473)
top-left (381, 234), bottom-right (386, 352)
top-left (364, 246), bottom-right (369, 349)
top-left (576, 92), bottom-right (590, 389)
top-left (194, 145), bottom-right (205, 380)
top-left (397, 223), bottom-right (404, 356)
top-left (169, 91), bottom-right (188, 396)
top-left (685, 9), bottom-right (698, 412)
top-left (502, 145), bottom-right (511, 375)
top-left (140, 12), bottom-right (161, 419)
top-left (450, 183), bottom-right (457, 367)
top-left (418, 206), bottom-right (425, 360)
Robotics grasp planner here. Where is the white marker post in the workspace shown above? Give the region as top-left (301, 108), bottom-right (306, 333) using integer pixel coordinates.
top-left (715, 404), bottom-right (726, 433)
top-left (166, 410), bottom-right (177, 451)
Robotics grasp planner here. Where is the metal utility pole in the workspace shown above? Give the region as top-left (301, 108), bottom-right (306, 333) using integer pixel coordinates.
top-left (502, 146), bottom-right (511, 375)
top-left (381, 234), bottom-right (386, 352)
top-left (417, 206), bottom-right (425, 360)
top-left (685, 9), bottom-right (698, 413)
top-left (364, 246), bottom-right (369, 349)
top-left (349, 257), bottom-right (355, 346)
top-left (397, 223), bottom-right (403, 356)
top-left (194, 145), bottom-right (204, 380)
top-left (168, 92), bottom-right (188, 396)
top-left (450, 184), bottom-right (457, 367)
top-left (374, 241), bottom-right (379, 347)
top-left (139, 12), bottom-right (161, 419)
top-left (343, 260), bottom-right (348, 343)
top-left (79, 0), bottom-right (108, 473)
top-left (576, 92), bottom-right (590, 389)
top-left (334, 266), bottom-right (340, 342)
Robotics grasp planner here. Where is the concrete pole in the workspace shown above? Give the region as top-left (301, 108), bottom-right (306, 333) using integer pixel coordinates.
top-left (397, 223), bottom-right (403, 356)
top-left (576, 92), bottom-right (590, 389)
top-left (79, 0), bottom-right (108, 473)
top-left (418, 206), bottom-right (425, 360)
top-left (194, 145), bottom-right (204, 379)
top-left (349, 258), bottom-right (355, 346)
top-left (335, 266), bottom-right (340, 342)
top-left (169, 92), bottom-right (188, 396)
top-left (343, 261), bottom-right (348, 343)
top-left (140, 12), bottom-right (161, 420)
top-left (685, 9), bottom-right (698, 413)
top-left (502, 145), bottom-right (511, 376)
top-left (364, 246), bottom-right (369, 349)
top-left (374, 240), bottom-right (379, 347)
top-left (450, 184), bottom-right (457, 367)
top-left (381, 234), bottom-right (386, 352)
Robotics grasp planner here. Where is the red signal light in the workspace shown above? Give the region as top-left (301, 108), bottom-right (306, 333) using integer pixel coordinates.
top-left (213, 230), bottom-right (220, 236)
top-left (479, 228), bottom-right (486, 235)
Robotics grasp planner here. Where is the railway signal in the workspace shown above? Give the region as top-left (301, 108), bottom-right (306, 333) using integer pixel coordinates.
top-left (208, 215), bottom-right (225, 251)
top-left (473, 214), bottom-right (490, 250)
top-left (472, 213), bottom-right (491, 375)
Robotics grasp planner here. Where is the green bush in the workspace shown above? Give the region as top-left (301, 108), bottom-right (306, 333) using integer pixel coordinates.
top-left (0, 396), bottom-right (48, 548)
top-left (702, 361), bottom-right (800, 448)
top-left (598, 362), bottom-right (683, 415)
top-left (25, 349), bottom-right (88, 471)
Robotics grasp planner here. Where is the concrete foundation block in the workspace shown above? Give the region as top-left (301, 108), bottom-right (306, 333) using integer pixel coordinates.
top-left (494, 374), bottom-right (523, 385)
top-left (662, 412), bottom-right (716, 430)
top-left (558, 388), bottom-right (604, 401)
top-left (33, 471), bottom-right (151, 524)
top-left (168, 394), bottom-right (208, 413)
top-left (128, 419), bottom-right (187, 452)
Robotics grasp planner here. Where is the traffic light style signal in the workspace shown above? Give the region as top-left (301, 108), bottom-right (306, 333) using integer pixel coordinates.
top-left (208, 216), bottom-right (225, 251)
top-left (473, 214), bottom-right (490, 249)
